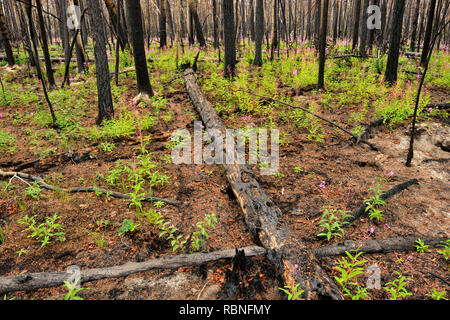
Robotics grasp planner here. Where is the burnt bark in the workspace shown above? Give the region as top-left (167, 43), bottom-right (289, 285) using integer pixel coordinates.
top-left (125, 0), bottom-right (154, 96)
top-left (421, 0), bottom-right (437, 65)
top-left (0, 246), bottom-right (264, 294)
top-left (253, 0), bottom-right (264, 66)
top-left (318, 0), bottom-right (329, 89)
top-left (384, 0), bottom-right (406, 85)
top-left (0, 1), bottom-right (15, 66)
top-left (184, 68), bottom-right (343, 300)
top-left (223, 0), bottom-right (236, 77)
top-left (90, 0), bottom-right (114, 124)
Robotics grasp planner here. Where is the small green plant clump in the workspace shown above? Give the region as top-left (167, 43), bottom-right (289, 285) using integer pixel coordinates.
top-left (0, 128), bottom-right (16, 154)
top-left (18, 213), bottom-right (65, 247)
top-left (0, 224), bottom-right (5, 244)
top-left (24, 181), bottom-right (43, 200)
top-left (383, 271), bottom-right (413, 300)
top-left (63, 279), bottom-right (90, 300)
top-left (364, 181), bottom-right (386, 222)
top-left (278, 283), bottom-right (305, 300)
top-left (317, 208), bottom-right (353, 241)
top-left (437, 240), bottom-right (450, 260)
top-left (414, 238), bottom-right (430, 254)
top-left (334, 251), bottom-right (370, 300)
top-left (118, 219), bottom-right (140, 236)
top-left (426, 289), bottom-right (448, 301)
top-left (190, 213), bottom-right (218, 253)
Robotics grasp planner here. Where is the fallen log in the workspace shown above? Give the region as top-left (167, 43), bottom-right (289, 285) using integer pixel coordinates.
top-left (184, 69), bottom-right (343, 300)
top-left (0, 246), bottom-right (265, 294)
top-left (12, 148), bottom-right (95, 172)
top-left (357, 118), bottom-right (384, 143)
top-left (313, 236), bottom-right (448, 257)
top-left (0, 170), bottom-right (181, 206)
top-left (317, 179), bottom-right (419, 239)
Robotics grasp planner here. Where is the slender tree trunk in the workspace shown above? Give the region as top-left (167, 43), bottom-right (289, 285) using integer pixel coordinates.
top-left (352, 0), bottom-right (361, 50)
top-left (384, 0), bottom-right (406, 85)
top-left (249, 0), bottom-right (256, 42)
top-left (35, 0), bottom-right (55, 86)
top-left (270, 0), bottom-right (278, 60)
top-left (318, 0), bottom-right (329, 89)
top-left (410, 0), bottom-right (420, 51)
top-left (24, 0), bottom-right (57, 127)
top-left (90, 0), bottom-right (114, 124)
top-left (314, 0), bottom-right (321, 49)
top-left (189, 1), bottom-right (206, 47)
top-left (166, 0), bottom-right (175, 46)
top-left (307, 0), bottom-right (312, 41)
top-left (103, 0), bottom-right (127, 50)
top-left (223, 0), bottom-right (236, 77)
top-left (332, 0), bottom-right (339, 43)
top-left (114, 0), bottom-right (120, 85)
top-left (359, 0), bottom-right (369, 57)
top-left (212, 0), bottom-right (220, 48)
top-left (125, 0), bottom-right (154, 96)
top-left (73, 0), bottom-right (87, 74)
top-left (0, 1), bottom-right (15, 66)
top-left (159, 0), bottom-right (167, 48)
top-left (421, 0), bottom-right (437, 65)
top-left (253, 0), bottom-right (264, 66)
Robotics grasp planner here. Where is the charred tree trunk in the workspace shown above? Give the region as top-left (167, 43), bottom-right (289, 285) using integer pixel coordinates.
top-left (73, 0), bottom-right (87, 74)
top-left (307, 0), bottom-right (312, 41)
top-left (0, 0), bottom-right (15, 66)
top-left (90, 0), bottom-right (114, 124)
top-left (125, 0), bottom-right (154, 96)
top-left (249, 0), bottom-right (256, 42)
top-left (159, 0), bottom-right (167, 48)
top-left (24, 0), bottom-right (57, 127)
top-left (103, 0), bottom-right (127, 51)
top-left (213, 0), bottom-right (220, 48)
top-left (421, 0), bottom-right (437, 66)
top-left (318, 0), bottom-right (329, 89)
top-left (384, 0), bottom-right (406, 85)
top-left (183, 69), bottom-right (343, 300)
top-left (223, 0), bottom-right (236, 77)
top-left (351, 0), bottom-right (361, 50)
top-left (189, 1), bottom-right (206, 48)
top-left (410, 0), bottom-right (420, 51)
top-left (270, 0), bottom-right (278, 60)
top-left (253, 0), bottom-right (264, 66)
top-left (359, 0), bottom-right (369, 57)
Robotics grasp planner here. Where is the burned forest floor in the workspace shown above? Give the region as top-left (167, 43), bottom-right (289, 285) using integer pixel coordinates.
top-left (0, 42), bottom-right (449, 300)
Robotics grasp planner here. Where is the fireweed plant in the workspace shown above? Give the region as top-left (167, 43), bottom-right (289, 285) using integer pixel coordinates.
top-left (333, 251), bottom-right (370, 300)
top-left (317, 208), bottom-right (353, 241)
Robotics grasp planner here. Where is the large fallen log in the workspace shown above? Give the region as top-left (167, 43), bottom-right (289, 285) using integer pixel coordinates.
top-left (313, 236), bottom-right (448, 257)
top-left (0, 246), bottom-right (265, 294)
top-left (183, 69), bottom-right (343, 300)
top-left (0, 169), bottom-right (181, 206)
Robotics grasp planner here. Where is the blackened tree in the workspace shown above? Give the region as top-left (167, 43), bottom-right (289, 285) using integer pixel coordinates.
top-left (125, 0), bottom-right (154, 96)
top-left (253, 0), bottom-right (264, 66)
top-left (90, 0), bottom-right (114, 124)
top-left (384, 0), bottom-right (406, 85)
top-left (223, 0), bottom-right (236, 77)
